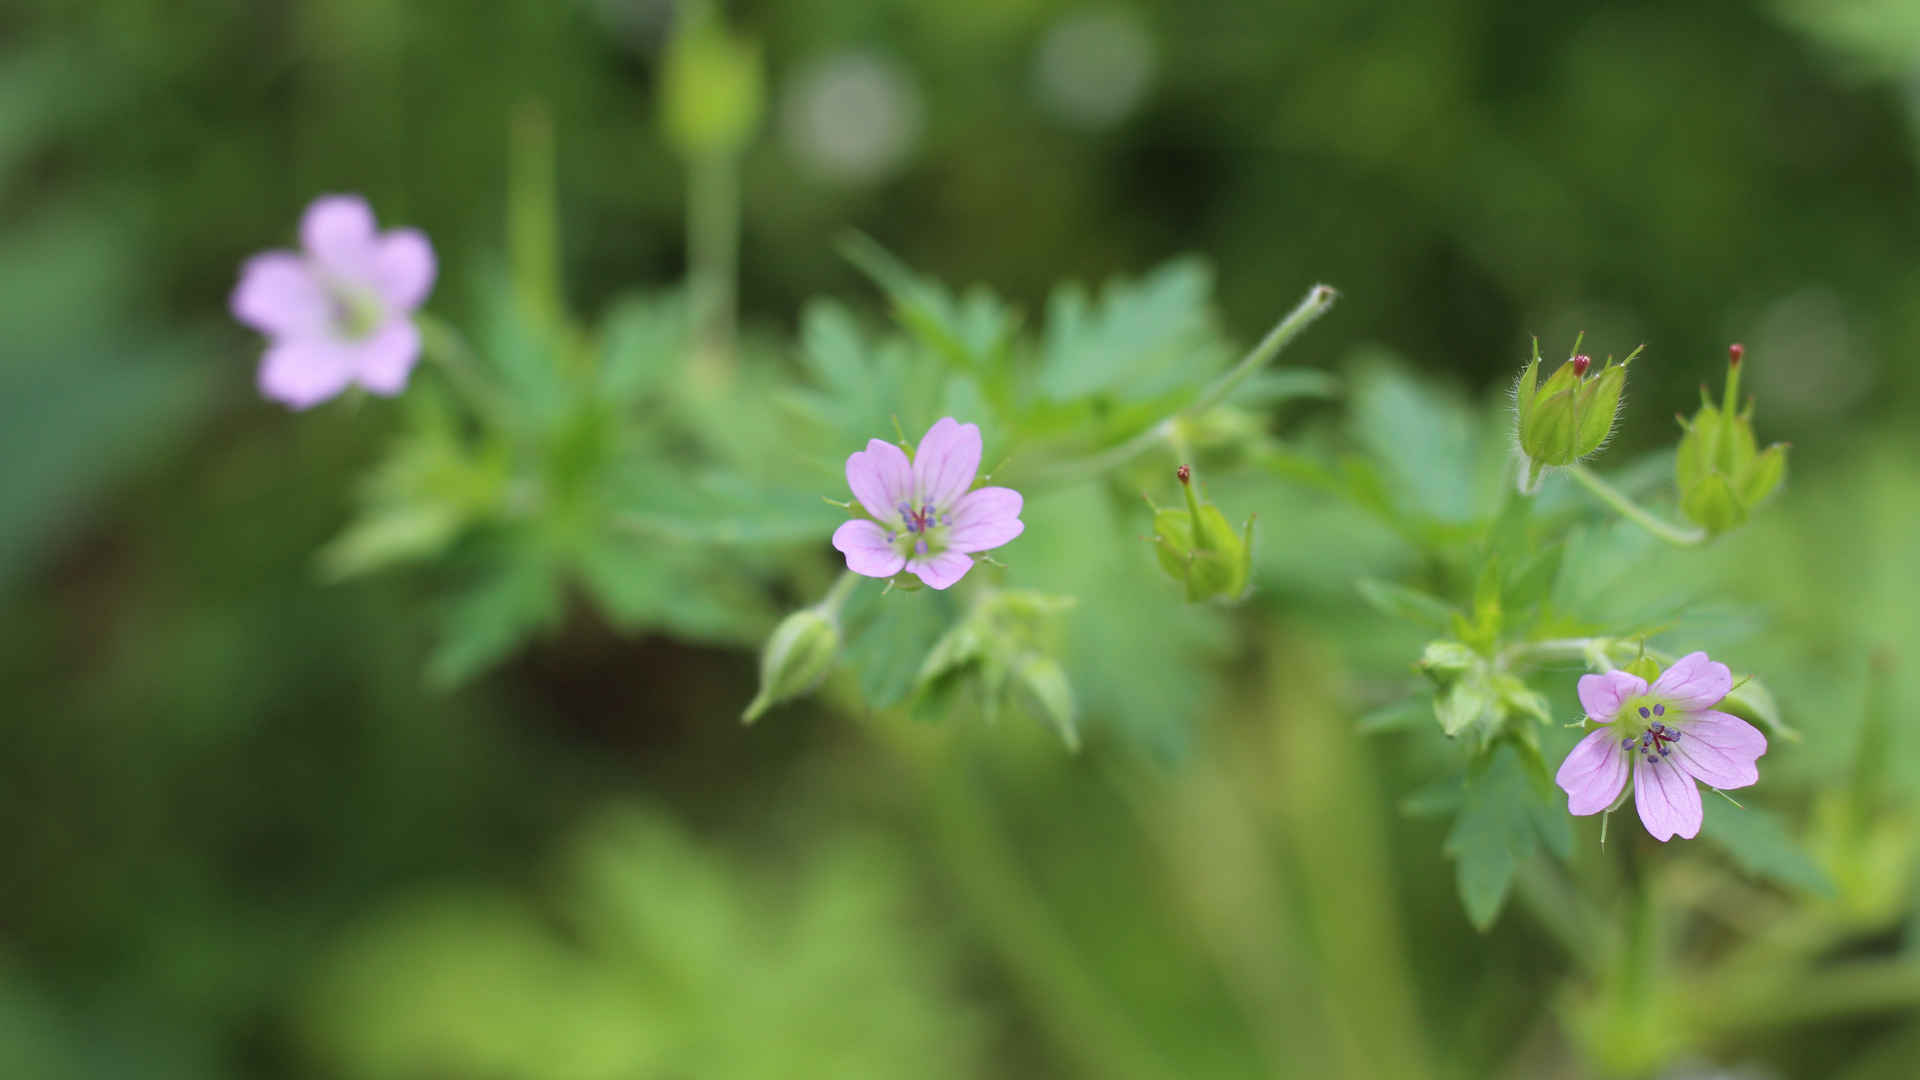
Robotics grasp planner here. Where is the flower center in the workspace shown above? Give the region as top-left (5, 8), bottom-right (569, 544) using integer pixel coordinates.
top-left (324, 278), bottom-right (387, 341)
top-left (890, 501), bottom-right (949, 557)
top-left (1613, 699), bottom-right (1683, 767)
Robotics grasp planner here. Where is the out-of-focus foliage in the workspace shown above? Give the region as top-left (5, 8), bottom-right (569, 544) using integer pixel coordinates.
top-left (305, 807), bottom-right (987, 1079)
top-left (6, 0), bottom-right (1920, 1078)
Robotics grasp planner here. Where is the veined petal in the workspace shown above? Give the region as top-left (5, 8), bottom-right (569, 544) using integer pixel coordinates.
top-left (1671, 710), bottom-right (1765, 790)
top-left (352, 319), bottom-right (421, 396)
top-left (1650, 651), bottom-right (1733, 710)
top-left (301, 194), bottom-right (380, 278)
top-left (912, 417), bottom-right (981, 512)
top-left (946, 486), bottom-right (1024, 553)
top-left (231, 252), bottom-right (330, 338)
top-left (1578, 669), bottom-right (1647, 722)
top-left (258, 339), bottom-right (355, 410)
top-left (372, 227), bottom-right (436, 312)
top-left (906, 549), bottom-right (973, 590)
top-left (1634, 757), bottom-right (1702, 842)
top-left (1556, 729), bottom-right (1629, 816)
top-left (846, 439), bottom-right (913, 523)
top-left (832, 519), bottom-right (906, 579)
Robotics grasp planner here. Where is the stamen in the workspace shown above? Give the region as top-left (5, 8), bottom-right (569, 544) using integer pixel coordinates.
top-left (1649, 721), bottom-right (1665, 734)
top-left (1639, 706), bottom-right (1651, 719)
top-left (1666, 729), bottom-right (1681, 740)
top-left (916, 539), bottom-right (927, 555)
top-left (1652, 704), bottom-right (1665, 716)
top-left (1657, 746), bottom-right (1670, 757)
top-left (1620, 738), bottom-right (1634, 751)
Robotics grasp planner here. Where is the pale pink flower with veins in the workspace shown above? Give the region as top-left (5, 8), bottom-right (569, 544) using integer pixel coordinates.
top-left (1555, 651), bottom-right (1768, 842)
top-left (230, 194), bottom-right (436, 409)
top-left (831, 418), bottom-right (1024, 589)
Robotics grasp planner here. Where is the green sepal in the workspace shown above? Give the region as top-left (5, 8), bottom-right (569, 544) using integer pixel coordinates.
top-left (1572, 360), bottom-right (1626, 458)
top-left (1738, 442), bottom-right (1788, 507)
top-left (1621, 655), bottom-right (1662, 683)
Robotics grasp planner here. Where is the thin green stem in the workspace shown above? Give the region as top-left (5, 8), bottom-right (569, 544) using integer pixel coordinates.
top-left (1498, 636), bottom-right (1623, 670)
top-left (1188, 284), bottom-right (1339, 414)
top-left (687, 149), bottom-right (740, 387)
top-left (1564, 463), bottom-right (1706, 547)
top-left (818, 568), bottom-right (860, 619)
top-left (1023, 283), bottom-right (1338, 488)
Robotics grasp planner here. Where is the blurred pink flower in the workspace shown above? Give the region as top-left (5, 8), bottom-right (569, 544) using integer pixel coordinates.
top-left (831, 417), bottom-right (1024, 589)
top-left (1554, 651), bottom-right (1767, 842)
top-left (231, 195), bottom-right (436, 409)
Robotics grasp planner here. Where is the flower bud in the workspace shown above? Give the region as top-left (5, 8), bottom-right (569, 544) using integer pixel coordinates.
top-left (1150, 466), bottom-right (1254, 603)
top-left (1621, 655), bottom-right (1662, 683)
top-left (1515, 336), bottom-right (1637, 483)
top-left (1675, 344), bottom-right (1789, 536)
top-left (742, 605), bottom-right (839, 723)
top-left (661, 1), bottom-right (764, 160)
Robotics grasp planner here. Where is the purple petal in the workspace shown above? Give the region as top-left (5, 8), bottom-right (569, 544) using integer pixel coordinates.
top-left (1578, 670), bottom-right (1647, 722)
top-left (1555, 729), bottom-right (1629, 816)
top-left (1671, 710), bottom-right (1766, 790)
top-left (258, 339), bottom-right (354, 410)
top-left (373, 227), bottom-right (436, 312)
top-left (945, 486), bottom-right (1024, 554)
top-left (832, 519), bottom-right (905, 579)
top-left (1633, 756), bottom-right (1702, 842)
top-left (846, 439), bottom-right (914, 523)
top-left (912, 417), bottom-right (981, 512)
top-left (352, 319), bottom-right (421, 396)
top-left (906, 549), bottom-right (973, 590)
top-left (1649, 651), bottom-right (1733, 711)
top-left (301, 194), bottom-right (379, 277)
top-left (230, 252), bottom-right (330, 338)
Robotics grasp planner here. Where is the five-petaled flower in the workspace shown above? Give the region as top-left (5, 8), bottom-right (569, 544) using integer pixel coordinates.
top-left (1555, 651), bottom-right (1768, 841)
top-left (831, 418), bottom-right (1024, 590)
top-left (230, 194), bottom-right (437, 409)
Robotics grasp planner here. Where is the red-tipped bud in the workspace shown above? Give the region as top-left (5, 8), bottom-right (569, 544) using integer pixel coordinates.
top-left (1728, 343), bottom-right (1744, 367)
top-left (1176, 464), bottom-right (1192, 485)
top-left (1571, 354), bottom-right (1591, 377)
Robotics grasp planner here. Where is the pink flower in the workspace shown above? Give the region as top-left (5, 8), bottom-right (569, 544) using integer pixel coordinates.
top-left (230, 195), bottom-right (437, 409)
top-left (1555, 652), bottom-right (1768, 842)
top-left (830, 418), bottom-right (1024, 589)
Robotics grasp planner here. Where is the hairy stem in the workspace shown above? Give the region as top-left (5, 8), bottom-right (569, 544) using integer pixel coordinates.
top-left (1564, 463), bottom-right (1706, 547)
top-left (1024, 283), bottom-right (1338, 487)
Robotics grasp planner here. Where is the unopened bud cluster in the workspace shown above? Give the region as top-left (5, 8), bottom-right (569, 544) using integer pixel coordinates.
top-left (1514, 336), bottom-right (1637, 487)
top-left (1675, 344), bottom-right (1787, 535)
top-left (1151, 465), bottom-right (1254, 604)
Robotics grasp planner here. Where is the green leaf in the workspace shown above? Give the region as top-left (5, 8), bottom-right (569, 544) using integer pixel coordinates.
top-left (1401, 775), bottom-right (1467, 817)
top-left (1355, 578), bottom-right (1459, 629)
top-left (1443, 745), bottom-right (1564, 930)
top-left (1356, 696), bottom-right (1430, 735)
top-left (1347, 356), bottom-right (1481, 526)
top-left (838, 234), bottom-right (1019, 370)
top-left (1701, 800), bottom-right (1834, 897)
top-left (1435, 670), bottom-right (1497, 738)
top-left (1037, 258), bottom-right (1228, 401)
top-left (1720, 676), bottom-right (1801, 742)
top-left (427, 558), bottom-right (564, 690)
top-left (842, 586), bottom-right (955, 709)
top-left (598, 290), bottom-right (685, 404)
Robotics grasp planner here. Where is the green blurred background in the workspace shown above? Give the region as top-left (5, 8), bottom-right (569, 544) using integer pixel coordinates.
top-left (5, 1), bottom-right (1919, 1076)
